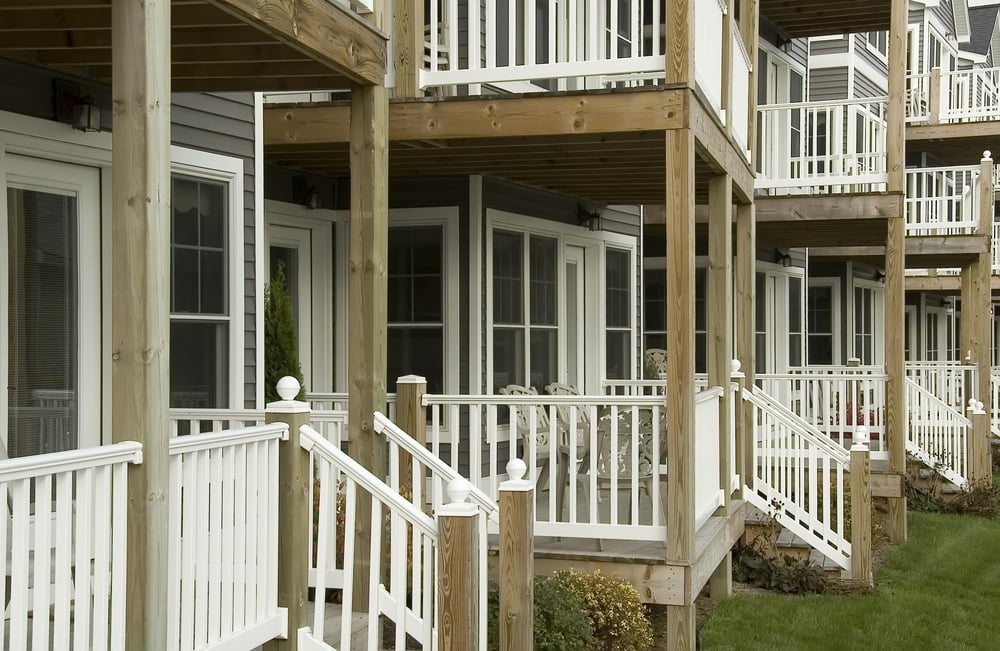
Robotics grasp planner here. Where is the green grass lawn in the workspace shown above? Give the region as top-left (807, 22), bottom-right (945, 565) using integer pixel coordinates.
top-left (700, 512), bottom-right (1000, 650)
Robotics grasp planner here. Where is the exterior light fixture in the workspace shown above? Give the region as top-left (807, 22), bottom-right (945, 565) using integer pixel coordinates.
top-left (71, 99), bottom-right (102, 132)
top-left (578, 205), bottom-right (602, 231)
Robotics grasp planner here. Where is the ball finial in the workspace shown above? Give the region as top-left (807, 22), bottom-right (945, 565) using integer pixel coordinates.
top-left (506, 458), bottom-right (527, 482)
top-left (447, 477), bottom-right (472, 505)
top-left (731, 359), bottom-right (742, 373)
top-left (853, 426), bottom-right (869, 447)
top-left (276, 376), bottom-right (301, 401)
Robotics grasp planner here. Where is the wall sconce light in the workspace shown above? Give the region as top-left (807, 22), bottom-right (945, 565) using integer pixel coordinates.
top-left (578, 205), bottom-right (603, 232)
top-left (292, 175), bottom-right (320, 210)
top-left (71, 98), bottom-right (102, 132)
top-left (774, 248), bottom-right (792, 267)
top-left (874, 269), bottom-right (886, 283)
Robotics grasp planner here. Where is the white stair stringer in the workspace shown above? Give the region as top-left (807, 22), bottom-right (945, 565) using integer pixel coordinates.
top-left (742, 386), bottom-right (854, 575)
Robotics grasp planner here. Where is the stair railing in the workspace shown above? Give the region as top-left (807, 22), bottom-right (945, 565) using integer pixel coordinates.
top-left (905, 377), bottom-right (970, 487)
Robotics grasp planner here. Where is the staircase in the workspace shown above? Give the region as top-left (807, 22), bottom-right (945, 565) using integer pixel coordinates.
top-left (741, 385), bottom-right (861, 576)
top-left (904, 377), bottom-right (971, 488)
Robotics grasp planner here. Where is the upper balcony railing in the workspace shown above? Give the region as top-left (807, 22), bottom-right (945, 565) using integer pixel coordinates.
top-left (907, 66), bottom-right (1000, 125)
top-left (905, 164), bottom-right (983, 236)
top-left (756, 97), bottom-right (888, 195)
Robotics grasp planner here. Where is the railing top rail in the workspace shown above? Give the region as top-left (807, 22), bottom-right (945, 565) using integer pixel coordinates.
top-left (939, 65), bottom-right (1000, 79)
top-left (758, 96), bottom-right (889, 111)
top-left (760, 372), bottom-right (890, 381)
top-left (0, 441), bottom-right (143, 483)
top-left (300, 424), bottom-right (438, 539)
top-left (695, 386), bottom-right (725, 403)
top-left (168, 408), bottom-right (264, 419)
top-left (306, 392), bottom-right (397, 401)
top-left (906, 362), bottom-right (978, 370)
top-left (168, 423), bottom-right (289, 456)
top-left (905, 164), bottom-right (980, 175)
top-left (422, 393), bottom-right (672, 407)
top-left (373, 412), bottom-right (498, 517)
top-left (905, 378), bottom-right (973, 426)
top-left (743, 387), bottom-right (851, 463)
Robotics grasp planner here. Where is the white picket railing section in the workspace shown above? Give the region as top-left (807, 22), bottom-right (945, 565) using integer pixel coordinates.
top-left (757, 370), bottom-right (888, 460)
top-left (301, 424), bottom-right (489, 651)
top-left (374, 411), bottom-right (496, 651)
top-left (169, 407), bottom-right (347, 449)
top-left (905, 362), bottom-right (977, 410)
top-left (167, 424), bottom-right (288, 651)
top-left (742, 386), bottom-right (853, 572)
top-left (906, 72), bottom-right (931, 123)
top-left (907, 67), bottom-right (1000, 123)
top-left (695, 0), bottom-right (726, 115)
top-left (991, 370), bottom-right (1000, 437)
top-left (904, 165), bottom-right (982, 235)
top-left (731, 28), bottom-right (752, 156)
top-left (756, 98), bottom-right (888, 194)
top-left (694, 387), bottom-right (726, 529)
top-left (905, 378), bottom-right (970, 487)
top-left (0, 442), bottom-right (142, 650)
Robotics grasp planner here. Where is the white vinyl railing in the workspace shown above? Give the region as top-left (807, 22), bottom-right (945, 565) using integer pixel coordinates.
top-left (757, 369), bottom-right (888, 460)
top-left (695, 0), bottom-right (726, 114)
top-left (756, 98), bottom-right (888, 194)
top-left (991, 370), bottom-right (1000, 437)
top-left (374, 411), bottom-right (496, 651)
top-left (694, 387), bottom-right (725, 529)
top-left (905, 362), bottom-right (977, 410)
top-left (731, 28), bottom-right (752, 155)
top-left (168, 408), bottom-right (348, 448)
top-left (423, 392), bottom-right (673, 542)
top-left (742, 385), bottom-right (852, 571)
top-left (905, 378), bottom-right (970, 487)
top-left (0, 442), bottom-right (142, 650)
top-left (301, 424), bottom-right (489, 651)
top-left (904, 165), bottom-right (982, 235)
top-left (908, 67), bottom-right (1000, 124)
top-left (305, 392), bottom-right (397, 423)
top-left (167, 424), bottom-right (288, 651)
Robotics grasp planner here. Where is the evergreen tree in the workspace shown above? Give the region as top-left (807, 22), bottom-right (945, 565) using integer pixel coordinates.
top-left (264, 260), bottom-right (305, 402)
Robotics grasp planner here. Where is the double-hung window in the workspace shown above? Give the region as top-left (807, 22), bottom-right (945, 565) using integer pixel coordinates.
top-left (605, 248), bottom-right (632, 380)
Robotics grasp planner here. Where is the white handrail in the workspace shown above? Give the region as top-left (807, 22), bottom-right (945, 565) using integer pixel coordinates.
top-left (167, 422), bottom-right (288, 455)
top-left (0, 441), bottom-right (142, 482)
top-left (905, 378), bottom-right (970, 487)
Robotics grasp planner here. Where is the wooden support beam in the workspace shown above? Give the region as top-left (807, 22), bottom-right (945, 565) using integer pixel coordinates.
top-left (110, 0), bottom-right (170, 647)
top-left (349, 83), bottom-right (389, 608)
top-left (264, 393), bottom-right (311, 651)
top-left (735, 203), bottom-right (755, 489)
top-left (666, 0), bottom-right (694, 84)
top-left (391, 0), bottom-right (423, 97)
top-left (850, 442), bottom-right (873, 587)
top-left (756, 193), bottom-right (902, 222)
top-left (741, 0), bottom-right (759, 170)
top-left (437, 491), bottom-right (480, 650)
top-left (969, 154), bottom-right (995, 483)
top-left (929, 67), bottom-right (941, 125)
top-left (205, 0), bottom-right (387, 86)
top-left (264, 89), bottom-right (687, 145)
top-left (884, 0), bottom-right (908, 545)
top-left (396, 375), bottom-right (427, 501)
top-left (499, 467), bottom-right (535, 651)
top-left (665, 127), bottom-right (697, 651)
top-left (707, 173), bottom-right (733, 511)
top-left (722, 0), bottom-right (735, 136)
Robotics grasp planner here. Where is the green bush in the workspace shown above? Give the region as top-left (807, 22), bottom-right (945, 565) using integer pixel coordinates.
top-left (551, 570), bottom-right (653, 650)
top-left (264, 260), bottom-right (305, 402)
top-left (733, 542), bottom-right (830, 594)
top-left (487, 577), bottom-right (596, 651)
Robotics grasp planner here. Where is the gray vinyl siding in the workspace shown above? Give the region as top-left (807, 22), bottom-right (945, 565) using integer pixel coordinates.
top-left (811, 36), bottom-right (850, 57)
top-left (910, 7), bottom-right (926, 73)
top-left (852, 33), bottom-right (889, 85)
top-left (171, 92), bottom-right (258, 408)
top-left (853, 70), bottom-right (887, 99)
top-left (808, 67), bottom-right (849, 101)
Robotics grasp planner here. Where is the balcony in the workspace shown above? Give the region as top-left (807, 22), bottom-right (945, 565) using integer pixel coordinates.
top-left (907, 67), bottom-right (1000, 125)
top-left (756, 98), bottom-right (888, 196)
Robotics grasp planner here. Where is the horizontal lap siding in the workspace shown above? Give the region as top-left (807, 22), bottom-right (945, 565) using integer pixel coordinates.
top-left (171, 92), bottom-right (257, 408)
top-left (808, 67), bottom-right (849, 101)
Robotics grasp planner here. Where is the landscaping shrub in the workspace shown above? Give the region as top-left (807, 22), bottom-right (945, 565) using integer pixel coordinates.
top-left (264, 260), bottom-right (305, 402)
top-left (550, 569), bottom-right (654, 650)
top-left (486, 577), bottom-right (596, 651)
top-left (733, 542), bottom-right (830, 594)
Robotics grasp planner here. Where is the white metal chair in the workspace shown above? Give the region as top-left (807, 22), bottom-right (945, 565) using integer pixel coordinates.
top-left (544, 382), bottom-right (593, 472)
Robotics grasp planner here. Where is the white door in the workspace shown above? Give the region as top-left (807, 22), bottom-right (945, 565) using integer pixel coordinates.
top-left (267, 225), bottom-right (314, 388)
top-left (2, 155), bottom-right (101, 456)
top-left (564, 246), bottom-right (586, 389)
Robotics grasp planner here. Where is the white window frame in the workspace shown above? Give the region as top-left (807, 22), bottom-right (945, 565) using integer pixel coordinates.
top-left (0, 110), bottom-right (247, 446)
top-left (807, 277), bottom-right (842, 366)
top-left (485, 208), bottom-right (636, 393)
top-left (851, 277), bottom-right (885, 364)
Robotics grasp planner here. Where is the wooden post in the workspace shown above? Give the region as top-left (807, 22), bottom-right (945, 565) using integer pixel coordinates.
top-left (708, 173), bottom-right (733, 512)
top-left (396, 375), bottom-right (428, 500)
top-left (437, 479), bottom-right (480, 650)
top-left (349, 80), bottom-right (389, 607)
top-left (499, 459), bottom-right (534, 651)
top-left (850, 429), bottom-right (873, 587)
top-left (392, 0), bottom-right (423, 97)
top-left (735, 203), bottom-right (756, 490)
top-left (263, 377), bottom-right (312, 651)
top-left (740, 0), bottom-right (759, 167)
top-left (110, 0), bottom-right (170, 647)
top-left (665, 126), bottom-right (697, 650)
top-left (885, 0), bottom-right (908, 544)
top-left (929, 67), bottom-right (941, 125)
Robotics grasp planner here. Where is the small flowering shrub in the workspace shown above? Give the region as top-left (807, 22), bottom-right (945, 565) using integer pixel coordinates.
top-left (486, 577), bottom-right (596, 651)
top-left (550, 569), bottom-right (653, 650)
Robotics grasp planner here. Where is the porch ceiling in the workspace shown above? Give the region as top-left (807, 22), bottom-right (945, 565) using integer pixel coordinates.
top-left (906, 122), bottom-right (1000, 166)
top-left (759, 0), bottom-right (891, 38)
top-left (0, 0), bottom-right (386, 92)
